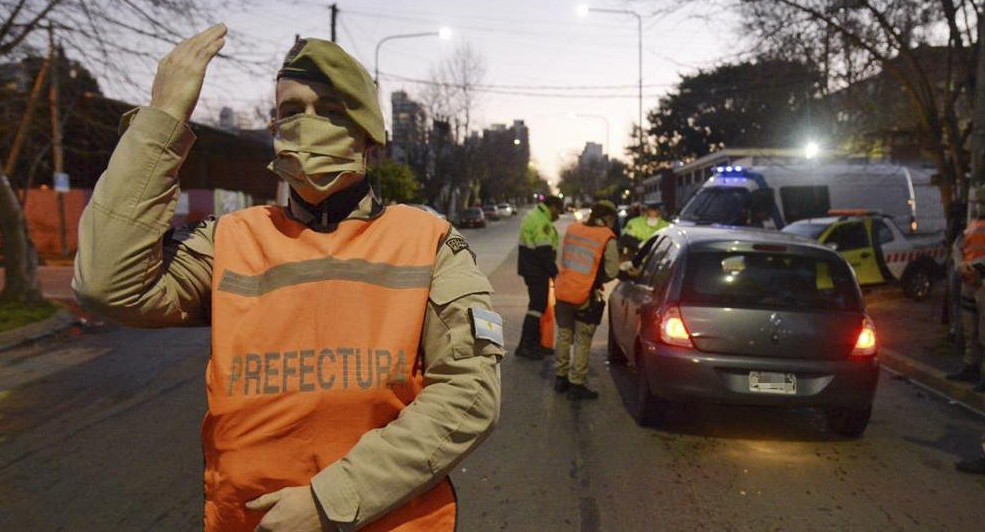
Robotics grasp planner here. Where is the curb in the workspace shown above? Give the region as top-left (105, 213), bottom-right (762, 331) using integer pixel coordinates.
top-left (880, 347), bottom-right (985, 414)
top-left (0, 309), bottom-right (79, 353)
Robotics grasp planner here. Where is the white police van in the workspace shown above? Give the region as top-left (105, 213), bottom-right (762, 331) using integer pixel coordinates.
top-left (676, 163), bottom-right (944, 235)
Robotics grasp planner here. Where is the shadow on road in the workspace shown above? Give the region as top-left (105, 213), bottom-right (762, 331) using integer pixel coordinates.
top-left (607, 362), bottom-right (848, 443)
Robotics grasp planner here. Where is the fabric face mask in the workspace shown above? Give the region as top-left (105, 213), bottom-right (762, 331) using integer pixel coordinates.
top-left (646, 217), bottom-right (659, 227)
top-left (267, 114), bottom-right (367, 194)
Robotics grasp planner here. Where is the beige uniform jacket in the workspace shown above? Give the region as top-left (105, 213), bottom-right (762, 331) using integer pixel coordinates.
top-left (72, 107), bottom-right (503, 531)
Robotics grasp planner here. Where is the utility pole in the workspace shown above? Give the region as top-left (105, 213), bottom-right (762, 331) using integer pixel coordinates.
top-left (3, 56), bottom-right (49, 182)
top-left (330, 3), bottom-right (338, 42)
top-left (972, 17), bottom-right (985, 193)
top-left (48, 23), bottom-right (68, 257)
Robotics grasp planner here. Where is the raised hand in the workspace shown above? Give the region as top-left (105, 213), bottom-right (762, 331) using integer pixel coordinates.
top-left (150, 23), bottom-right (227, 122)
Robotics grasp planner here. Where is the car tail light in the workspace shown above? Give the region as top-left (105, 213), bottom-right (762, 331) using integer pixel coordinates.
top-left (850, 317), bottom-right (877, 357)
top-left (659, 306), bottom-right (694, 348)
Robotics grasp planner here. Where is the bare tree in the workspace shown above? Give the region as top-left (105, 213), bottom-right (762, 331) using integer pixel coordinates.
top-left (418, 42), bottom-right (487, 218)
top-left (0, 0), bottom-right (243, 304)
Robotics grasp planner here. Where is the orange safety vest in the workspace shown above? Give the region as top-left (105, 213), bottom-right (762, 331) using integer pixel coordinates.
top-left (555, 222), bottom-right (615, 306)
top-left (963, 219), bottom-right (985, 264)
top-left (206, 205), bottom-right (456, 532)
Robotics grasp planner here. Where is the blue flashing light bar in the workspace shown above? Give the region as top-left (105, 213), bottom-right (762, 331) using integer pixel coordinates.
top-left (715, 177), bottom-right (749, 186)
top-left (713, 165), bottom-right (749, 176)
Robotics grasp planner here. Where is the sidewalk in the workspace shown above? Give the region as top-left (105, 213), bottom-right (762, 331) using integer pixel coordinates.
top-left (0, 266), bottom-right (85, 353)
top-left (865, 286), bottom-right (985, 413)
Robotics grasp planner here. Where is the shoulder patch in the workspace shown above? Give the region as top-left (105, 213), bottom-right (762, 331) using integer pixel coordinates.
top-left (445, 236), bottom-right (477, 264)
top-left (470, 307), bottom-right (504, 347)
top-left (445, 236), bottom-right (470, 254)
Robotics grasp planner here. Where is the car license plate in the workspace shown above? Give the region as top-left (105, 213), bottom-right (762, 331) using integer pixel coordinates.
top-left (749, 371), bottom-right (796, 395)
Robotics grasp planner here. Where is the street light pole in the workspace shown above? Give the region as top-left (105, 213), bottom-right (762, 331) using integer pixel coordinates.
top-left (374, 29), bottom-right (452, 84)
top-left (578, 6), bottom-right (643, 189)
top-left (372, 29), bottom-right (451, 202)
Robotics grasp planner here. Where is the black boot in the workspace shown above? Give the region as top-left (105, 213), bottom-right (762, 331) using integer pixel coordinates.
top-left (946, 364), bottom-right (981, 383)
top-left (955, 457), bottom-right (985, 474)
top-left (515, 315), bottom-right (544, 360)
top-left (534, 344), bottom-right (555, 357)
top-left (554, 375), bottom-right (570, 393)
top-left (567, 383), bottom-right (599, 400)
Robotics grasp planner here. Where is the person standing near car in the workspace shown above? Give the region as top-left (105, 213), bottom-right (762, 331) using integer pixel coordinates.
top-left (553, 201), bottom-right (620, 399)
top-left (620, 203), bottom-right (668, 259)
top-left (73, 28), bottom-right (502, 532)
top-left (949, 185), bottom-right (985, 393)
top-left (516, 195), bottom-right (563, 359)
top-left (623, 203), bottom-right (669, 245)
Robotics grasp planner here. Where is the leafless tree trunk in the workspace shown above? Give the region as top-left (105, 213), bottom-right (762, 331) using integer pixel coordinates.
top-left (0, 0), bottom-right (248, 304)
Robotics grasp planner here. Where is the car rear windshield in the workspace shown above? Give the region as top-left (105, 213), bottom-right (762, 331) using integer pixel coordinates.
top-left (782, 223), bottom-right (828, 240)
top-left (680, 251), bottom-right (861, 311)
top-left (464, 208), bottom-right (482, 216)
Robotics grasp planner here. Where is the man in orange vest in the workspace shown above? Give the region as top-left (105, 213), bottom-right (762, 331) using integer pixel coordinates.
top-left (553, 201), bottom-right (620, 399)
top-left (949, 185), bottom-right (985, 393)
top-left (73, 26), bottom-right (502, 532)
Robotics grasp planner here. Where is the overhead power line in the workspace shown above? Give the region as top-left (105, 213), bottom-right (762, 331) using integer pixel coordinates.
top-left (379, 72), bottom-right (673, 91)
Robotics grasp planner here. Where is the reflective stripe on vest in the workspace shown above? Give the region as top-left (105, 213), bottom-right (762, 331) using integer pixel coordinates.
top-left (555, 222), bottom-right (614, 305)
top-left (206, 205), bottom-right (455, 532)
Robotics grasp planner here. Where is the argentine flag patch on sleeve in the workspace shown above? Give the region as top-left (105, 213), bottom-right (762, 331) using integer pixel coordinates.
top-left (470, 307), bottom-right (504, 347)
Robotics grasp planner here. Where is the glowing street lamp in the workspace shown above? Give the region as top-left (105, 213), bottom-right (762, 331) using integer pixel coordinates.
top-left (374, 28), bottom-right (452, 84)
top-left (805, 141), bottom-right (820, 159)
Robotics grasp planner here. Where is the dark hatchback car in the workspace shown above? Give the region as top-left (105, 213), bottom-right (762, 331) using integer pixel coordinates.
top-left (608, 226), bottom-right (879, 436)
top-left (458, 207), bottom-right (487, 228)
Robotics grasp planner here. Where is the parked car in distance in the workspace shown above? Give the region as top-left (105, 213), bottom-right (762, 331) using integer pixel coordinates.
top-left (608, 226), bottom-right (879, 436)
top-left (496, 203), bottom-right (513, 218)
top-left (482, 204), bottom-right (501, 221)
top-left (509, 202), bottom-right (519, 216)
top-left (458, 207), bottom-right (487, 228)
top-left (781, 210), bottom-right (945, 301)
top-left (408, 204), bottom-right (447, 221)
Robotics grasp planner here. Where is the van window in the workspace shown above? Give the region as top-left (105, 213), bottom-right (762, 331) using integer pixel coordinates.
top-left (680, 251), bottom-right (861, 311)
top-left (679, 187), bottom-right (750, 225)
top-left (825, 222), bottom-right (869, 251)
top-left (780, 186), bottom-right (830, 223)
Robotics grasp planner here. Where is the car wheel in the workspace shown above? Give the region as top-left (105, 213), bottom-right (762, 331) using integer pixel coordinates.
top-left (607, 320), bottom-right (627, 365)
top-left (902, 264), bottom-right (932, 301)
top-left (825, 406), bottom-right (872, 437)
top-left (635, 356), bottom-right (668, 427)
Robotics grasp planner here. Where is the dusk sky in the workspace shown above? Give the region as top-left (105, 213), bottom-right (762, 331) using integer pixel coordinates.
top-left (106, 0), bottom-right (743, 184)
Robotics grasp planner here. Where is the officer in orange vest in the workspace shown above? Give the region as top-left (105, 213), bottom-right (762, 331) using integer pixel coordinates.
top-left (553, 201), bottom-right (620, 399)
top-left (73, 26), bottom-right (502, 532)
top-left (949, 185), bottom-right (985, 392)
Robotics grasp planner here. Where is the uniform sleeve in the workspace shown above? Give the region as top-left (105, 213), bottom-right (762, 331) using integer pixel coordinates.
top-left (72, 106), bottom-right (214, 327)
top-left (311, 228), bottom-right (502, 530)
top-left (602, 239), bottom-right (620, 282)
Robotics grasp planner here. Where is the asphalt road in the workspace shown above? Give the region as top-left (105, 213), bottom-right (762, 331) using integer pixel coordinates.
top-left (2, 212), bottom-right (984, 531)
